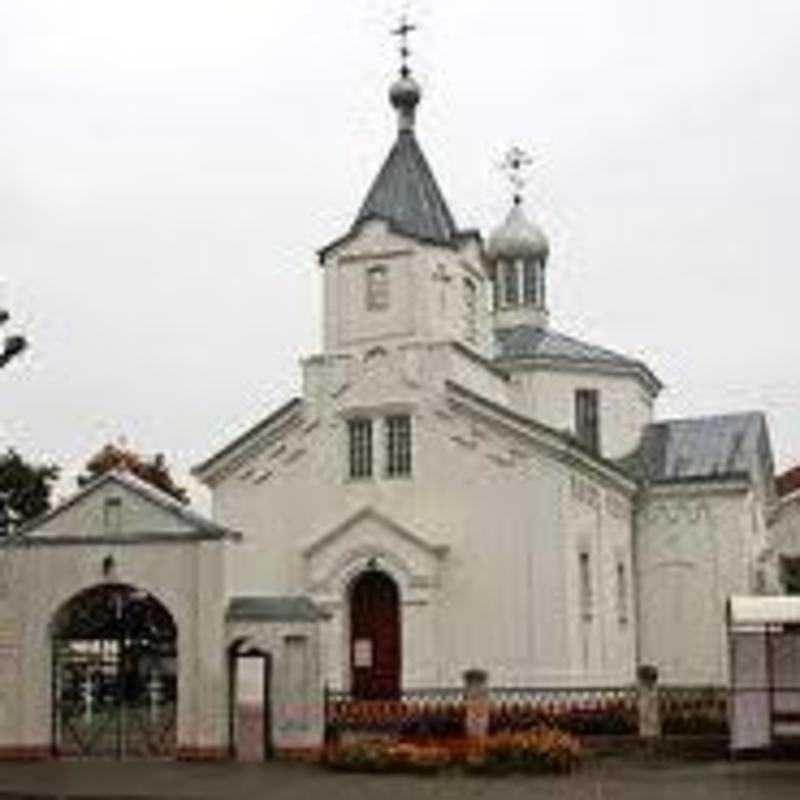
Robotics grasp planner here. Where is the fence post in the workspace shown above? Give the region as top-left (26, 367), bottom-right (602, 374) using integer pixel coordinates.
top-left (637, 665), bottom-right (661, 747)
top-left (463, 669), bottom-right (489, 741)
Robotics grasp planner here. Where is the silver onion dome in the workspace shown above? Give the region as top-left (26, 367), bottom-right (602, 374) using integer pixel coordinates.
top-left (486, 201), bottom-right (549, 262)
top-left (389, 71), bottom-right (421, 132)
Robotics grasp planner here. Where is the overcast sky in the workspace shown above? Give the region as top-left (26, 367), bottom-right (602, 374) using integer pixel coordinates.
top-left (1, 0), bottom-right (798, 508)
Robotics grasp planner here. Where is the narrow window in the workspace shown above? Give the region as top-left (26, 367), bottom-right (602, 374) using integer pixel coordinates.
top-left (522, 261), bottom-right (538, 305)
top-left (575, 389), bottom-right (600, 453)
top-left (503, 262), bottom-right (518, 305)
top-left (385, 415), bottom-right (412, 477)
top-left (463, 277), bottom-right (477, 343)
top-left (366, 265), bottom-right (389, 311)
top-left (348, 418), bottom-right (373, 478)
top-left (579, 551), bottom-right (592, 621)
top-left (781, 557), bottom-right (800, 594)
top-left (538, 260), bottom-right (546, 307)
top-left (616, 562), bottom-right (628, 625)
top-left (103, 497), bottom-right (122, 534)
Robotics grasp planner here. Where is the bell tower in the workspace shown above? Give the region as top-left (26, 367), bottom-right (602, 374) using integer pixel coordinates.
top-left (316, 19), bottom-right (490, 358)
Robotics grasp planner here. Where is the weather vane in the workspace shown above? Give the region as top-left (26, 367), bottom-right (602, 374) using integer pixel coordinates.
top-left (391, 12), bottom-right (417, 77)
top-left (500, 146), bottom-right (534, 205)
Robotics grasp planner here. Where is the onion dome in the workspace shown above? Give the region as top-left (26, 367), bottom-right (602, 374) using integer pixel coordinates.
top-left (486, 200), bottom-right (549, 262)
top-left (389, 69), bottom-right (421, 133)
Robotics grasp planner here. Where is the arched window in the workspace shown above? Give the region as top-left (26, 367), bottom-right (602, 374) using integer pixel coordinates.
top-left (503, 262), bottom-right (518, 305)
top-left (523, 261), bottom-right (537, 305)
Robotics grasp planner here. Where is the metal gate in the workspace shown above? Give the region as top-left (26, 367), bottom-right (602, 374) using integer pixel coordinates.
top-left (51, 584), bottom-right (177, 759)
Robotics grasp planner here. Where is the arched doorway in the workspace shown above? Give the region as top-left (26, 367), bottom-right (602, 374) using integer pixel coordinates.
top-left (50, 583), bottom-right (178, 758)
top-left (349, 570), bottom-right (400, 699)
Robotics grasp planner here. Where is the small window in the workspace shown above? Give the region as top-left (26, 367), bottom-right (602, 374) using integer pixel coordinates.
top-left (579, 551), bottom-right (592, 621)
top-left (522, 261), bottom-right (537, 305)
top-left (463, 278), bottom-right (477, 343)
top-left (103, 497), bottom-right (122, 534)
top-left (385, 415), bottom-right (412, 477)
top-left (366, 265), bottom-right (389, 310)
top-left (616, 562), bottom-right (628, 625)
top-left (348, 418), bottom-right (373, 479)
top-left (503, 262), bottom-right (518, 305)
top-left (575, 389), bottom-right (600, 453)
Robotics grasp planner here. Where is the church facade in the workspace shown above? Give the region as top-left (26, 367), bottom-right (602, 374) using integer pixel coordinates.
top-left (0, 64), bottom-right (784, 760)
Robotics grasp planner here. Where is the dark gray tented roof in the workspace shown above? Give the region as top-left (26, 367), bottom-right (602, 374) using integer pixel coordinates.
top-left (226, 596), bottom-right (329, 622)
top-left (354, 131), bottom-right (458, 246)
top-left (621, 412), bottom-right (774, 485)
top-left (494, 326), bottom-right (638, 365)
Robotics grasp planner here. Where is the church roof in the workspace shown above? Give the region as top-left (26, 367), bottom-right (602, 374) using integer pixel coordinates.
top-left (352, 131), bottom-right (459, 246)
top-left (494, 325), bottom-right (661, 393)
top-left (621, 411), bottom-right (773, 486)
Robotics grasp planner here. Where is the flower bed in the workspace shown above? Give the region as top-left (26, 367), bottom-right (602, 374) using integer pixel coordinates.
top-left (324, 727), bottom-right (582, 775)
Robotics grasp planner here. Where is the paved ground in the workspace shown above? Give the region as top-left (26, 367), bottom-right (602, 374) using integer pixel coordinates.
top-left (2, 758), bottom-right (800, 800)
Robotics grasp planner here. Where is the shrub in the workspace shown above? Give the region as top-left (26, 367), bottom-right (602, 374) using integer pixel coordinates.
top-left (477, 729), bottom-right (582, 774)
top-left (325, 739), bottom-right (451, 773)
top-left (324, 728), bottom-right (581, 775)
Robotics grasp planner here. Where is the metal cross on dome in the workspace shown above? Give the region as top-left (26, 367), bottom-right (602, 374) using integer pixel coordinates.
top-left (392, 13), bottom-right (417, 76)
top-left (501, 146), bottom-right (534, 205)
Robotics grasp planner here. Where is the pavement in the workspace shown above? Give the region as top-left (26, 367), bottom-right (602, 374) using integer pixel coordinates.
top-left (2, 758), bottom-right (800, 800)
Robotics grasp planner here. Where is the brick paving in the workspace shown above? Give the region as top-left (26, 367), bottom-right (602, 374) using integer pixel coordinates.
top-left (1, 758), bottom-right (800, 800)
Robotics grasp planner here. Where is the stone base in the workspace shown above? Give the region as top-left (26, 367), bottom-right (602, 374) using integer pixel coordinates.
top-left (0, 745), bottom-right (50, 761)
top-left (176, 745), bottom-right (229, 761)
top-left (274, 747), bottom-right (323, 762)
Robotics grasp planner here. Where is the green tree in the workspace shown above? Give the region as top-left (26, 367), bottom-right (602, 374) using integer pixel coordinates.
top-left (0, 449), bottom-right (59, 526)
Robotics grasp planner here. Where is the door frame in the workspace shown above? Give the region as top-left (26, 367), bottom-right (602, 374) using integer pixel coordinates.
top-left (228, 641), bottom-right (273, 760)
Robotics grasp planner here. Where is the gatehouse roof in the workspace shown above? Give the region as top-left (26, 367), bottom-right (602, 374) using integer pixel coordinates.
top-left (226, 595), bottom-right (329, 622)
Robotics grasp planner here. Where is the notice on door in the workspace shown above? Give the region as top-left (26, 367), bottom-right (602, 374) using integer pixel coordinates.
top-left (353, 638), bottom-right (373, 668)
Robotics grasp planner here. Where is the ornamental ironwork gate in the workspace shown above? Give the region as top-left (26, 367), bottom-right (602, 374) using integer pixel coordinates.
top-left (51, 584), bottom-right (178, 759)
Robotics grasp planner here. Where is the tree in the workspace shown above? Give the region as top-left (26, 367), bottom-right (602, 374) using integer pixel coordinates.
top-left (79, 443), bottom-right (189, 504)
top-left (0, 449), bottom-right (59, 529)
top-left (0, 309), bottom-right (26, 369)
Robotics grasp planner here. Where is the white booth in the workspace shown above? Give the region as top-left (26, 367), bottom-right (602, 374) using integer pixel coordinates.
top-left (728, 596), bottom-right (800, 751)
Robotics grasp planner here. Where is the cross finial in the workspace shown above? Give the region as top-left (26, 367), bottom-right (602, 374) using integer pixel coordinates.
top-left (391, 13), bottom-right (417, 77)
top-left (500, 146), bottom-right (534, 205)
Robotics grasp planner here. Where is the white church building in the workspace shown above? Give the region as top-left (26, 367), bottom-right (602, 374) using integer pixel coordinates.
top-left (0, 63), bottom-right (780, 759)
top-left (195, 64), bottom-right (776, 691)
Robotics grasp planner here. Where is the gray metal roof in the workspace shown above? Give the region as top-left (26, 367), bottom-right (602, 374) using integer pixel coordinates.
top-left (226, 596), bottom-right (328, 623)
top-left (494, 325), bottom-right (657, 380)
top-left (622, 411), bottom-right (773, 485)
top-left (353, 131), bottom-right (458, 246)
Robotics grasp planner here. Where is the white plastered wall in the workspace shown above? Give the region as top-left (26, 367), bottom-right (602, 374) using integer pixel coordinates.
top-left (321, 221), bottom-right (492, 360)
top-left (635, 482), bottom-right (755, 685)
top-left (507, 368), bottom-right (654, 461)
top-left (226, 619), bottom-right (325, 752)
top-left (0, 539), bottom-right (227, 754)
top-left (209, 346), bottom-right (637, 690)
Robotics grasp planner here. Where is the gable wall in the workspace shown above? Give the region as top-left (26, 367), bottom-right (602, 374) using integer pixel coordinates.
top-left (30, 481), bottom-right (195, 538)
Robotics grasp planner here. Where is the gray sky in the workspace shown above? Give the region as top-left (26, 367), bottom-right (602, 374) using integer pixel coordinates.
top-left (2, 0), bottom-right (798, 508)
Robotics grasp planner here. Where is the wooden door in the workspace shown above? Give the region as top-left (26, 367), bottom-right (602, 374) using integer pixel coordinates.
top-left (350, 571), bottom-right (400, 699)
